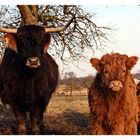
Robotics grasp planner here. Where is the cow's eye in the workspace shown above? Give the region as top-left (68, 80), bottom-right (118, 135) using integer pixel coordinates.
top-left (123, 68), bottom-right (126, 73)
top-left (104, 70), bottom-right (108, 74)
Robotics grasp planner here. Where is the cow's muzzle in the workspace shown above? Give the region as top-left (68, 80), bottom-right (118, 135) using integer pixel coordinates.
top-left (109, 80), bottom-right (123, 92)
top-left (26, 57), bottom-right (40, 68)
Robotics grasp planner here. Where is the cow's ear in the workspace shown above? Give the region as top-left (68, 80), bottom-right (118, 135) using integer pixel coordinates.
top-left (90, 58), bottom-right (101, 71)
top-left (42, 33), bottom-right (51, 53)
top-left (127, 56), bottom-right (138, 69)
top-left (3, 33), bottom-right (17, 53)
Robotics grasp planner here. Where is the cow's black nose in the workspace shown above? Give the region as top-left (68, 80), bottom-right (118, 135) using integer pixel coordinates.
top-left (26, 57), bottom-right (40, 68)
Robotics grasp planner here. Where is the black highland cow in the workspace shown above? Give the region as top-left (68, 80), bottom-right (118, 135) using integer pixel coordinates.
top-left (0, 25), bottom-right (59, 134)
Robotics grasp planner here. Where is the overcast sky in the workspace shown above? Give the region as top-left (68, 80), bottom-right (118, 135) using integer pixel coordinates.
top-left (57, 5), bottom-right (140, 78)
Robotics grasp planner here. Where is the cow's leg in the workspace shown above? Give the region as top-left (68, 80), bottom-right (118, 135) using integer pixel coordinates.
top-left (111, 119), bottom-right (125, 135)
top-left (30, 106), bottom-right (44, 134)
top-left (126, 120), bottom-right (137, 134)
top-left (11, 106), bottom-right (27, 135)
top-left (90, 112), bottom-right (106, 135)
top-left (90, 121), bottom-right (106, 135)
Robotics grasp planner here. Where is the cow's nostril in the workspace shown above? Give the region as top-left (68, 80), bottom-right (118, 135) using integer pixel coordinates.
top-left (112, 82), bottom-right (115, 86)
top-left (29, 57), bottom-right (39, 62)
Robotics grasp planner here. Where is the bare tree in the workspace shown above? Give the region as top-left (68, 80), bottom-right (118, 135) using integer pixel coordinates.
top-left (63, 72), bottom-right (77, 95)
top-left (60, 73), bottom-right (94, 95)
top-left (78, 74), bottom-right (94, 89)
top-left (0, 5), bottom-right (112, 62)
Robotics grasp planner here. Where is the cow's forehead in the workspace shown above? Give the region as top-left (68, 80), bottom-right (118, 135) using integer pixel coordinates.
top-left (103, 59), bottom-right (126, 65)
top-left (103, 62), bottom-right (126, 71)
top-left (17, 25), bottom-right (45, 35)
top-left (100, 53), bottom-right (128, 66)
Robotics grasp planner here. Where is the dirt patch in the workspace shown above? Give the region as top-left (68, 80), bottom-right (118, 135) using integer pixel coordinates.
top-left (0, 104), bottom-right (17, 134)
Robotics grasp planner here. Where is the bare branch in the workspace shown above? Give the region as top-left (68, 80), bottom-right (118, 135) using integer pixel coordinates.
top-left (0, 5), bottom-right (112, 62)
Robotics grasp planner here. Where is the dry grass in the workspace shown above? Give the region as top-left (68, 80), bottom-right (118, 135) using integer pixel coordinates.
top-left (0, 95), bottom-right (90, 135)
top-left (44, 95), bottom-right (90, 135)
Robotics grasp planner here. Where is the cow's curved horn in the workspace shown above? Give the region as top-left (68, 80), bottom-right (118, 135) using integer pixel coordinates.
top-left (45, 16), bottom-right (74, 33)
top-left (0, 26), bottom-right (17, 33)
top-left (0, 16), bottom-right (75, 34)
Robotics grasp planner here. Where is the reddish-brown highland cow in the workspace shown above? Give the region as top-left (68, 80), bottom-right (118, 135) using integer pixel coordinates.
top-left (88, 53), bottom-right (138, 135)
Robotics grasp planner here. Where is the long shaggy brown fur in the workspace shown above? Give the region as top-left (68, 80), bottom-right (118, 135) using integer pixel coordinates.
top-left (88, 53), bottom-right (138, 135)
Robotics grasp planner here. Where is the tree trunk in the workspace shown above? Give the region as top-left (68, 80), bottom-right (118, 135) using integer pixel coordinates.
top-left (17, 5), bottom-right (38, 25)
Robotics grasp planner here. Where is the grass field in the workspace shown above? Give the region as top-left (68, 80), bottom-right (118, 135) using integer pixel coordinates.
top-left (0, 95), bottom-right (90, 135)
